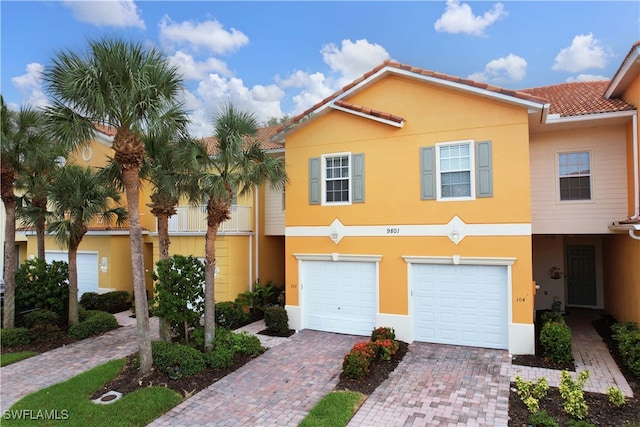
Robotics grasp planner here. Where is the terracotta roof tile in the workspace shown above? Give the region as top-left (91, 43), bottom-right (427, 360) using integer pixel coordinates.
top-left (93, 123), bottom-right (117, 137)
top-left (274, 60), bottom-right (548, 137)
top-left (520, 81), bottom-right (635, 117)
top-left (333, 100), bottom-right (405, 124)
top-left (201, 125), bottom-right (283, 155)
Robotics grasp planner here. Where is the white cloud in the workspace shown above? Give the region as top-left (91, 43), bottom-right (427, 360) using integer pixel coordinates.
top-left (321, 39), bottom-right (390, 86)
top-left (62, 0), bottom-right (145, 29)
top-left (468, 53), bottom-right (527, 84)
top-left (434, 0), bottom-right (506, 36)
top-left (565, 74), bottom-right (609, 83)
top-left (11, 63), bottom-right (49, 108)
top-left (159, 15), bottom-right (249, 54)
top-left (552, 34), bottom-right (611, 72)
top-left (166, 51), bottom-right (231, 81)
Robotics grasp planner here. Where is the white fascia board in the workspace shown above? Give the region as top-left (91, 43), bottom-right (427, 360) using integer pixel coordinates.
top-left (329, 104), bottom-right (405, 128)
top-left (544, 110), bottom-right (635, 125)
top-left (95, 130), bottom-right (114, 147)
top-left (605, 45), bottom-right (640, 99)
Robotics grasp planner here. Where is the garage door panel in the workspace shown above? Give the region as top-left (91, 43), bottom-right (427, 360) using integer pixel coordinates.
top-left (413, 264), bottom-right (508, 349)
top-left (303, 261), bottom-right (376, 336)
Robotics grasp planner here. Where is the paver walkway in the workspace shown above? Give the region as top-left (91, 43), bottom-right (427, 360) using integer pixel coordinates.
top-left (0, 314), bottom-right (158, 412)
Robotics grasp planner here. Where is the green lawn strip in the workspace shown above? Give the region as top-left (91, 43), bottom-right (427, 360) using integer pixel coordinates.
top-left (299, 390), bottom-right (366, 427)
top-left (3, 358), bottom-right (182, 426)
top-left (0, 351), bottom-right (39, 367)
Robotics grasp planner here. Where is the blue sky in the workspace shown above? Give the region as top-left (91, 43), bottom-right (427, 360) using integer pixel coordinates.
top-left (1, 1), bottom-right (638, 137)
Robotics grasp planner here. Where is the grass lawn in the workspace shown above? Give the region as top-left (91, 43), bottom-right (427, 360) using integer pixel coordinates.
top-left (3, 359), bottom-right (182, 426)
top-left (299, 391), bottom-right (366, 427)
top-left (0, 351), bottom-right (39, 367)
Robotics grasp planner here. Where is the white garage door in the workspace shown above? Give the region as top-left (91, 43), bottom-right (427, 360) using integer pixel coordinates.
top-left (45, 252), bottom-right (99, 299)
top-left (412, 264), bottom-right (508, 349)
top-left (303, 261), bottom-right (376, 336)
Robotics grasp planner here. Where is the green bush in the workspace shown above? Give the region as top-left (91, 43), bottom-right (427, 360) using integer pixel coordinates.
top-left (204, 329), bottom-right (263, 368)
top-left (0, 327), bottom-right (31, 348)
top-left (541, 311), bottom-right (564, 324)
top-left (80, 291), bottom-right (131, 313)
top-left (515, 375), bottom-right (549, 413)
top-left (342, 342), bottom-right (376, 380)
top-left (15, 258), bottom-right (68, 316)
top-left (206, 345), bottom-right (236, 369)
top-left (22, 309), bottom-right (62, 339)
top-left (540, 321), bottom-right (572, 364)
top-left (68, 311), bottom-right (118, 340)
top-left (371, 339), bottom-right (399, 361)
top-left (151, 340), bottom-right (206, 378)
top-left (527, 410), bottom-right (559, 427)
top-left (215, 301), bottom-right (249, 330)
top-left (371, 326), bottom-right (396, 342)
top-left (607, 385), bottom-right (626, 407)
top-left (264, 306), bottom-right (289, 336)
top-left (232, 331), bottom-right (263, 356)
top-left (611, 322), bottom-right (640, 377)
top-left (559, 370), bottom-right (589, 420)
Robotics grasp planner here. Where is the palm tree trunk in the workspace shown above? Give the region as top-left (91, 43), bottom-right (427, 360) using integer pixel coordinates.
top-left (2, 193), bottom-right (17, 329)
top-left (203, 222), bottom-right (219, 352)
top-left (68, 244), bottom-right (79, 325)
top-left (157, 212), bottom-right (172, 341)
top-left (121, 166), bottom-right (153, 375)
top-left (34, 197), bottom-right (47, 260)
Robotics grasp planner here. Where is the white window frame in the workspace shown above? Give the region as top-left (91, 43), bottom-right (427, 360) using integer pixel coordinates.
top-left (436, 140), bottom-right (475, 201)
top-left (321, 152), bottom-right (352, 206)
top-left (557, 150), bottom-right (594, 203)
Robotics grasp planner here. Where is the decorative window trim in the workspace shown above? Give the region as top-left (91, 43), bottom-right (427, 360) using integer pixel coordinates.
top-left (321, 152), bottom-right (352, 206)
top-left (435, 140), bottom-right (475, 201)
top-left (556, 150), bottom-right (594, 203)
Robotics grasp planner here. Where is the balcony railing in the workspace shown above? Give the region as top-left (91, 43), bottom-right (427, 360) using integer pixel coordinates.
top-left (167, 205), bottom-right (252, 233)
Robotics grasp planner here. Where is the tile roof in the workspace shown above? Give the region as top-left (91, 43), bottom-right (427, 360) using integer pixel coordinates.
top-left (274, 60), bottom-right (549, 138)
top-left (93, 123), bottom-right (117, 137)
top-left (520, 80), bottom-right (636, 117)
top-left (333, 100), bottom-right (405, 125)
top-left (201, 125), bottom-right (283, 155)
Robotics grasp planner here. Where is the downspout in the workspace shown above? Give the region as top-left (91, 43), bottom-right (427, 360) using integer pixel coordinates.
top-left (254, 186), bottom-right (260, 290)
top-left (631, 112), bottom-right (639, 219)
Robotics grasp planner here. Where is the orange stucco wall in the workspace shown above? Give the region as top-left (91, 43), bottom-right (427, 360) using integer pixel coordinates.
top-left (284, 74), bottom-right (535, 324)
top-left (603, 233), bottom-right (640, 324)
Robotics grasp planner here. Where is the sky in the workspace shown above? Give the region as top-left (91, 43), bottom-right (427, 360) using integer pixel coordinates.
top-left (1, 1), bottom-right (639, 137)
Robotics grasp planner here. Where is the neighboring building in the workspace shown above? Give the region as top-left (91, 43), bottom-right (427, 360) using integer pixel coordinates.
top-left (270, 42), bottom-right (640, 355)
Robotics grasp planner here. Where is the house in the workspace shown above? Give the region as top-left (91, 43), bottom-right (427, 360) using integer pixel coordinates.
top-left (15, 126), bottom-right (286, 303)
top-left (270, 41), bottom-right (640, 355)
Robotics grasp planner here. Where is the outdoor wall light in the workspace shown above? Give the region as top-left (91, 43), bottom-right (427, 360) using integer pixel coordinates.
top-left (99, 257), bottom-right (108, 273)
top-left (451, 227), bottom-right (460, 244)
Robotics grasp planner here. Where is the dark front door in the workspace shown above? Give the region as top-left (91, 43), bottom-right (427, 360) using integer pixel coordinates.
top-left (566, 245), bottom-right (596, 306)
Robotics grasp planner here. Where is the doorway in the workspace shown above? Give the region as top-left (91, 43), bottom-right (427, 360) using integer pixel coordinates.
top-left (566, 245), bottom-right (596, 306)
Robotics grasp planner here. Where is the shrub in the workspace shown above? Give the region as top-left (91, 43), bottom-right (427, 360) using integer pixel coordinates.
top-left (206, 345), bottom-right (235, 369)
top-left (79, 292), bottom-right (101, 310)
top-left (204, 329), bottom-right (263, 368)
top-left (15, 258), bottom-right (68, 316)
top-left (514, 375), bottom-right (549, 413)
top-left (80, 291), bottom-right (131, 313)
top-left (0, 327), bottom-right (31, 348)
top-left (342, 342), bottom-right (376, 380)
top-left (606, 385), bottom-right (626, 407)
top-left (234, 281), bottom-right (281, 321)
top-left (68, 311), bottom-right (118, 340)
top-left (371, 339), bottom-right (399, 361)
top-left (22, 309), bottom-right (62, 339)
top-left (232, 331), bottom-right (263, 356)
top-left (371, 326), bottom-right (396, 342)
top-left (527, 410), bottom-right (559, 427)
top-left (151, 340), bottom-right (206, 378)
top-left (611, 322), bottom-right (640, 377)
top-left (559, 370), bottom-right (589, 420)
top-left (541, 311), bottom-right (564, 324)
top-left (215, 301), bottom-right (249, 330)
top-left (264, 306), bottom-right (289, 336)
top-left (540, 321), bottom-right (572, 364)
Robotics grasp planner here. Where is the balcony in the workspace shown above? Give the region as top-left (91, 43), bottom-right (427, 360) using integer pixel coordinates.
top-left (167, 205), bottom-right (252, 233)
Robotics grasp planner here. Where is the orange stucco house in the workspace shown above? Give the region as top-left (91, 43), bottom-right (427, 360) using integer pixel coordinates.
top-left (270, 42), bottom-right (640, 355)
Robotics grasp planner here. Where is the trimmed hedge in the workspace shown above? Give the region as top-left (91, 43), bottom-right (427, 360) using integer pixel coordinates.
top-left (264, 306), bottom-right (289, 336)
top-left (151, 340), bottom-right (206, 378)
top-left (68, 310), bottom-right (118, 340)
top-left (540, 320), bottom-right (572, 364)
top-left (79, 291), bottom-right (130, 313)
top-left (0, 327), bottom-right (31, 348)
top-left (215, 301), bottom-right (249, 330)
top-left (612, 321), bottom-right (640, 377)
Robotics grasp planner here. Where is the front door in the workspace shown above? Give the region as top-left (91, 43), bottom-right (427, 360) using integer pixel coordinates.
top-left (566, 245), bottom-right (596, 306)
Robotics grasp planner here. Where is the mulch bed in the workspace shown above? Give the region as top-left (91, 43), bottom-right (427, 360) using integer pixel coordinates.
top-left (508, 314), bottom-right (640, 426)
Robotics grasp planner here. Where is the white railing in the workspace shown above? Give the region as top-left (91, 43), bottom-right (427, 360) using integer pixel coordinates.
top-left (167, 205), bottom-right (252, 233)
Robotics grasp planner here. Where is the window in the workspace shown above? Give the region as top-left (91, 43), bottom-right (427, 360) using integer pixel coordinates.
top-left (437, 141), bottom-right (474, 200)
top-left (309, 153), bottom-right (365, 205)
top-left (558, 151), bottom-right (591, 201)
top-left (325, 154), bottom-right (350, 203)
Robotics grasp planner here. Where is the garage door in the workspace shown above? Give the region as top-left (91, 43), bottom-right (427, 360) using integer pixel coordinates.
top-left (303, 261), bottom-right (376, 336)
top-left (412, 264), bottom-right (508, 349)
top-left (45, 252), bottom-right (99, 299)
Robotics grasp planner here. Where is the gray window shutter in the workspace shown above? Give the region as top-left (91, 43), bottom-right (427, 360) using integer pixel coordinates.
top-left (309, 157), bottom-right (321, 205)
top-left (352, 153), bottom-right (365, 203)
top-left (420, 147), bottom-right (436, 200)
top-left (475, 140), bottom-right (493, 198)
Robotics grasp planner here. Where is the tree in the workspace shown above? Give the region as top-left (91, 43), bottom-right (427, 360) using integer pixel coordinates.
top-left (1, 96), bottom-right (46, 329)
top-left (47, 165), bottom-right (126, 325)
top-left (41, 37), bottom-right (187, 374)
top-left (196, 104), bottom-right (288, 352)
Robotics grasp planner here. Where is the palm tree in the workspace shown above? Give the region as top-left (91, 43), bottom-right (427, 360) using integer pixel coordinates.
top-left (1, 96), bottom-right (46, 329)
top-left (47, 165), bottom-right (127, 325)
top-left (41, 37), bottom-right (187, 374)
top-left (196, 104), bottom-right (287, 352)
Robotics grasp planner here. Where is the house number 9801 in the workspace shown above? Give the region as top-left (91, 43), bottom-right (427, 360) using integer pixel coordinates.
top-left (386, 228), bottom-right (400, 234)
